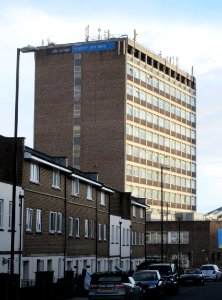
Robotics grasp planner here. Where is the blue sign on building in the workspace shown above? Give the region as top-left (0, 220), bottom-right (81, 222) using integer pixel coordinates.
top-left (72, 41), bottom-right (115, 53)
top-left (218, 228), bottom-right (222, 248)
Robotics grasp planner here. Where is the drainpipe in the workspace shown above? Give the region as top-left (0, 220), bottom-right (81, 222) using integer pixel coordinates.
top-left (64, 176), bottom-right (67, 277)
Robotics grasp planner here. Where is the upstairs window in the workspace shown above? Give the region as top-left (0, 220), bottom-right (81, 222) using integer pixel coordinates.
top-left (132, 205), bottom-right (136, 217)
top-left (30, 163), bottom-right (39, 183)
top-left (0, 200), bottom-right (3, 229)
top-left (49, 211), bottom-right (57, 233)
top-left (36, 209), bottom-right (42, 233)
top-left (90, 220), bottom-right (95, 239)
top-left (140, 208), bottom-right (144, 219)
top-left (68, 217), bottom-right (73, 236)
top-left (72, 179), bottom-right (79, 196)
top-left (26, 208), bottom-right (33, 232)
top-left (8, 201), bottom-right (12, 229)
top-left (85, 219), bottom-right (89, 238)
top-left (87, 185), bottom-right (93, 200)
top-left (75, 217), bottom-right (80, 237)
top-left (52, 170), bottom-right (60, 189)
top-left (98, 224), bottom-right (102, 241)
top-left (57, 212), bottom-right (62, 233)
top-left (100, 191), bottom-right (105, 206)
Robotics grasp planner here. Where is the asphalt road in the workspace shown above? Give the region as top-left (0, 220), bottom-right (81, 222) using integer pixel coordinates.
top-left (71, 281), bottom-right (222, 300)
top-left (165, 280), bottom-right (222, 300)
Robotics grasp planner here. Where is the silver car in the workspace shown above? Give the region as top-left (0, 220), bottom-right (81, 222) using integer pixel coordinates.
top-left (200, 264), bottom-right (221, 281)
top-left (88, 272), bottom-right (142, 299)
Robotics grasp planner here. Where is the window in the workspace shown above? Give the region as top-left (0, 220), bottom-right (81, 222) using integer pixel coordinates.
top-left (0, 200), bottom-right (3, 229)
top-left (87, 185), bottom-right (93, 200)
top-left (98, 224), bottom-right (102, 241)
top-left (49, 211), bottom-right (57, 233)
top-left (100, 191), bottom-right (105, 206)
top-left (30, 163), bottom-right (39, 183)
top-left (104, 224), bottom-right (107, 241)
top-left (36, 209), bottom-right (42, 233)
top-left (111, 225), bottom-right (115, 243)
top-left (68, 217), bottom-right (73, 236)
top-left (8, 201), bottom-right (12, 229)
top-left (90, 220), bottom-right (95, 238)
top-left (85, 219), bottom-right (89, 238)
top-left (75, 218), bottom-right (80, 237)
top-left (57, 212), bottom-right (62, 233)
top-left (52, 170), bottom-right (60, 188)
top-left (140, 208), bottom-right (144, 219)
top-left (132, 205), bottom-right (136, 217)
top-left (26, 208), bottom-right (33, 232)
top-left (72, 179), bottom-right (79, 196)
top-left (123, 228), bottom-right (125, 245)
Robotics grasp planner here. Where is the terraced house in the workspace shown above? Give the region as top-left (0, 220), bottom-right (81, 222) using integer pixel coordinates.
top-left (0, 135), bottom-right (147, 284)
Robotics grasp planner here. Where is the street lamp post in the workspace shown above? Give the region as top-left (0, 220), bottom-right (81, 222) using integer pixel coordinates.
top-left (160, 165), bottom-right (170, 264)
top-left (10, 46), bottom-right (38, 275)
top-left (119, 221), bottom-right (122, 268)
top-left (177, 216), bottom-right (182, 276)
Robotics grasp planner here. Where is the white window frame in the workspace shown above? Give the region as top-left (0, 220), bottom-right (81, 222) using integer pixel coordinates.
top-left (132, 205), bottom-right (136, 217)
top-left (52, 170), bottom-right (60, 189)
top-left (49, 211), bottom-right (57, 233)
top-left (85, 219), bottom-right (89, 238)
top-left (72, 179), bottom-right (79, 196)
top-left (140, 208), bottom-right (144, 219)
top-left (26, 208), bottom-right (33, 232)
top-left (0, 199), bottom-right (3, 229)
top-left (75, 217), bottom-right (80, 237)
top-left (30, 163), bottom-right (39, 183)
top-left (57, 212), bottom-right (62, 233)
top-left (100, 191), bottom-right (105, 206)
top-left (91, 220), bottom-right (95, 239)
top-left (104, 224), bottom-right (107, 241)
top-left (98, 223), bottom-right (102, 241)
top-left (87, 185), bottom-right (93, 200)
top-left (36, 209), bottom-right (42, 233)
top-left (68, 217), bottom-right (73, 237)
top-left (111, 225), bottom-right (115, 243)
top-left (8, 201), bottom-right (12, 229)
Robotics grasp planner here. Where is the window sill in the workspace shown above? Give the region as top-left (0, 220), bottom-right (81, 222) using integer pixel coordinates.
top-left (52, 186), bottom-right (61, 190)
top-left (30, 180), bottom-right (40, 185)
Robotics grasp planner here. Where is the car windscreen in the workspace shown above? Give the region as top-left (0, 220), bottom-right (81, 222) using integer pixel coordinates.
top-left (133, 272), bottom-right (157, 281)
top-left (200, 266), bottom-right (214, 270)
top-left (147, 265), bottom-right (171, 275)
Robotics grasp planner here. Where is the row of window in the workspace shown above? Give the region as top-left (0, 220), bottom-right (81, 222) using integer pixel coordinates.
top-left (126, 164), bottom-right (195, 189)
top-left (127, 85), bottom-right (196, 124)
top-left (127, 64), bottom-right (196, 108)
top-left (30, 163), bottom-right (106, 205)
top-left (146, 231), bottom-right (189, 244)
top-left (127, 103), bottom-right (195, 140)
top-left (126, 185), bottom-right (196, 206)
top-left (110, 224), bottom-right (145, 246)
top-left (126, 124), bottom-right (195, 157)
top-left (126, 144), bottom-right (196, 173)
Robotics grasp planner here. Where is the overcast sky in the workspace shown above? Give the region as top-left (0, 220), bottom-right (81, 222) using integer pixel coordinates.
top-left (1, 0), bottom-right (222, 213)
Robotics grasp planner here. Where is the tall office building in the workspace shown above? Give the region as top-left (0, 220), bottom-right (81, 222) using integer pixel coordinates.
top-left (34, 35), bottom-right (196, 219)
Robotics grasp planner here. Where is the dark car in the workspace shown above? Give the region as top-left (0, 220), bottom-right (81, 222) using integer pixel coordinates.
top-left (88, 271), bottom-right (142, 299)
top-left (142, 263), bottom-right (179, 294)
top-left (133, 270), bottom-right (165, 299)
top-left (179, 268), bottom-right (205, 285)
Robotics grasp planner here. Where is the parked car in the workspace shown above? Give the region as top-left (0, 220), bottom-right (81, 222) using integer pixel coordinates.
top-left (133, 270), bottom-right (165, 299)
top-left (200, 264), bottom-right (221, 281)
top-left (143, 263), bottom-right (179, 293)
top-left (88, 271), bottom-right (142, 299)
top-left (179, 268), bottom-right (205, 285)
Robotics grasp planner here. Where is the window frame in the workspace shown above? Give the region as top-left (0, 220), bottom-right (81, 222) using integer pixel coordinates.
top-left (72, 179), bottom-right (79, 196)
top-left (52, 170), bottom-right (61, 189)
top-left (87, 185), bottom-right (93, 200)
top-left (30, 163), bottom-right (39, 183)
top-left (75, 217), bottom-right (80, 238)
top-left (0, 199), bottom-right (4, 229)
top-left (36, 209), bottom-right (42, 233)
top-left (26, 208), bottom-right (33, 232)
